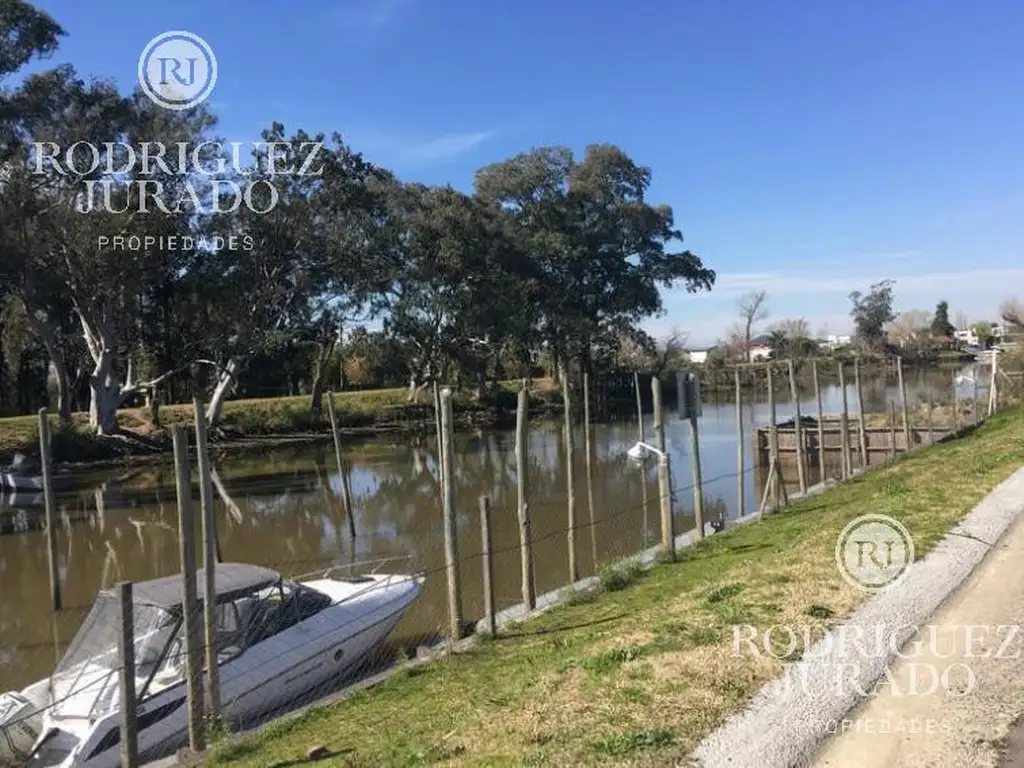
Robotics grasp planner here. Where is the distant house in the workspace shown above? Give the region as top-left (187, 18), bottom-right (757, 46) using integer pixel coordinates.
top-left (956, 323), bottom-right (1008, 348)
top-left (825, 334), bottom-right (852, 350)
top-left (748, 334), bottom-right (773, 361)
top-left (685, 347), bottom-right (715, 365)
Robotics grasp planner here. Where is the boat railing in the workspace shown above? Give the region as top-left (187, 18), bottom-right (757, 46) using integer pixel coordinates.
top-left (294, 554), bottom-right (417, 584)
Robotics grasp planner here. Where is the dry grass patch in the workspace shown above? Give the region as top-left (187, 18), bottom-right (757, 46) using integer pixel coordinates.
top-left (206, 407), bottom-right (1024, 767)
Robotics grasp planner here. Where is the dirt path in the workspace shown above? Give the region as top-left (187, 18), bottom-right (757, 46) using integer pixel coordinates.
top-left (812, 510), bottom-right (1024, 767)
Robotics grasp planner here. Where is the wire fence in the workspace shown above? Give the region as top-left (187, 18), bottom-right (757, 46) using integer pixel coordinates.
top-left (0, 353), bottom-right (1021, 765)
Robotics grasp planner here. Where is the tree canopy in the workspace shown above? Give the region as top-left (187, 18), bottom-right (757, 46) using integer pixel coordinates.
top-left (0, 5), bottom-right (715, 428)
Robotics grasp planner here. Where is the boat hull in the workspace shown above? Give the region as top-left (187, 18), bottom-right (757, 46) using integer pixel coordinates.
top-left (21, 573), bottom-right (423, 767)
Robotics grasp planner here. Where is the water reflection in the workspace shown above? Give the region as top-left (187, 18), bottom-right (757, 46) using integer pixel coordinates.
top-left (0, 366), bottom-right (973, 691)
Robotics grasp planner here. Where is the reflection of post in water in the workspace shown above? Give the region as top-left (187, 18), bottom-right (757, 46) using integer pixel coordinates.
top-left (325, 391), bottom-right (357, 540)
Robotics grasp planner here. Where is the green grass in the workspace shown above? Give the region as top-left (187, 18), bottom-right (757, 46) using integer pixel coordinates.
top-left (205, 406), bottom-right (1024, 767)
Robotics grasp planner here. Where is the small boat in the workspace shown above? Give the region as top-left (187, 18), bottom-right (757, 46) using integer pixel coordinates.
top-left (0, 562), bottom-right (424, 767)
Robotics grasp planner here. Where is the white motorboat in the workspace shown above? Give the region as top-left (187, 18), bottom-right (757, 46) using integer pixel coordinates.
top-left (0, 562), bottom-right (424, 767)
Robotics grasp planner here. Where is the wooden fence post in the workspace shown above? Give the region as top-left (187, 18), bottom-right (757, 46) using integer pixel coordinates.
top-left (192, 398), bottom-right (220, 718)
top-left (686, 380), bottom-right (705, 540)
top-left (439, 389), bottom-right (463, 639)
top-left (325, 392), bottom-right (356, 539)
top-left (812, 361), bottom-right (825, 483)
top-left (515, 388), bottom-right (535, 610)
top-left (787, 360), bottom-right (807, 495)
top-left (561, 367), bottom-right (578, 584)
top-left (854, 359), bottom-right (868, 469)
top-left (118, 581), bottom-right (139, 768)
top-left (583, 372), bottom-right (598, 570)
top-left (837, 364), bottom-right (852, 479)
top-left (889, 401), bottom-right (898, 459)
top-left (989, 351), bottom-right (999, 416)
top-left (735, 368), bottom-right (745, 516)
top-left (171, 425), bottom-right (204, 752)
top-left (37, 409), bottom-right (61, 612)
top-left (766, 365), bottom-right (780, 509)
top-left (479, 495), bottom-right (496, 637)
top-left (653, 377), bottom-right (675, 558)
top-left (897, 357), bottom-right (911, 450)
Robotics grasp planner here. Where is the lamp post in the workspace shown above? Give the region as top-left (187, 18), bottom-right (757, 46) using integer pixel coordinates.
top-left (627, 441), bottom-right (674, 559)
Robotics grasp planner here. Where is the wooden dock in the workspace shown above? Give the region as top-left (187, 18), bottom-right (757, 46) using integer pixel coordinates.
top-left (753, 415), bottom-right (954, 467)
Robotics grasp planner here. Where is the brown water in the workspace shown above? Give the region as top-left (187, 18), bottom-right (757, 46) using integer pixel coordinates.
top-left (0, 366), bottom-right (981, 692)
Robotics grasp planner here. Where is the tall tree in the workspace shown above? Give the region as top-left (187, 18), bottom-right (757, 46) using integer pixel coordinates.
top-left (737, 290), bottom-right (769, 362)
top-left (474, 144), bottom-right (714, 380)
top-left (849, 279), bottom-right (896, 348)
top-left (930, 300), bottom-right (955, 340)
top-left (197, 123), bottom-right (389, 424)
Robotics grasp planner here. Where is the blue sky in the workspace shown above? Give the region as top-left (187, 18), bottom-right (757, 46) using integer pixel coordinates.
top-left (21, 0), bottom-right (1024, 346)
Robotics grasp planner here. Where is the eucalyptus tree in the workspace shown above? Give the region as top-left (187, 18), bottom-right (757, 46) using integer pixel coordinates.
top-left (474, 144), bottom-right (715, 381)
top-left (4, 61), bottom-right (219, 434)
top-left (196, 123), bottom-right (389, 425)
top-left (378, 180), bottom-right (536, 401)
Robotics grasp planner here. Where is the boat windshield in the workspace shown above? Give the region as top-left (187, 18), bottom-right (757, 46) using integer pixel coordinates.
top-left (49, 592), bottom-right (179, 720)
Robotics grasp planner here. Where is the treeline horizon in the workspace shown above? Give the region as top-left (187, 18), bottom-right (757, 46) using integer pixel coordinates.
top-left (0, 2), bottom-right (716, 431)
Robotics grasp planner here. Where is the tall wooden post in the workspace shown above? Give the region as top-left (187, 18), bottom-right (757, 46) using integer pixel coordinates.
top-left (687, 400), bottom-right (705, 540)
top-left (837, 364), bottom-right (852, 479)
top-left (325, 392), bottom-right (356, 539)
top-left (787, 360), bottom-right (807, 495)
top-left (653, 377), bottom-right (674, 558)
top-left (812, 361), bottom-right (825, 483)
top-left (439, 389), bottom-right (463, 639)
top-left (735, 368), bottom-right (745, 516)
top-left (172, 426), bottom-right (204, 752)
top-left (38, 409), bottom-right (61, 611)
top-left (479, 495), bottom-right (496, 637)
top-left (766, 365), bottom-right (780, 509)
top-left (989, 351), bottom-right (999, 416)
top-left (583, 372), bottom-right (598, 569)
top-left (897, 357), bottom-right (911, 450)
top-left (192, 398), bottom-right (219, 717)
top-left (515, 388), bottom-right (535, 610)
top-left (561, 367), bottom-right (578, 584)
top-left (118, 582), bottom-right (139, 768)
top-left (854, 359), bottom-right (868, 468)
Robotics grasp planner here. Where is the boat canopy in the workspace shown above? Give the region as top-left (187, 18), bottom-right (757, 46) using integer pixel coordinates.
top-left (109, 563), bottom-right (282, 610)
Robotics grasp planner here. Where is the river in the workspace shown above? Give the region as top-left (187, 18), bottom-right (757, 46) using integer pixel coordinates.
top-left (0, 365), bottom-right (981, 692)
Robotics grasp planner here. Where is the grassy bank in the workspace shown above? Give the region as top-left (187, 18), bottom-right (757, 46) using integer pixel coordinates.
top-left (205, 407), bottom-right (1024, 767)
top-left (0, 381), bottom-right (564, 465)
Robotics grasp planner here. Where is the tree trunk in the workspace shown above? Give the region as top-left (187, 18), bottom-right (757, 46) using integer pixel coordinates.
top-left (206, 359), bottom-right (239, 426)
top-left (88, 349), bottom-right (121, 436)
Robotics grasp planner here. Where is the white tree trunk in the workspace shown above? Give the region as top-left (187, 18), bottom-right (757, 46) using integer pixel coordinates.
top-left (88, 349), bottom-right (121, 436)
top-left (205, 359), bottom-right (239, 426)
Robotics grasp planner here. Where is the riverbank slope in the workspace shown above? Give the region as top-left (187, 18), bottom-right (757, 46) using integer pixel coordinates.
top-left (205, 406), bottom-right (1024, 767)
